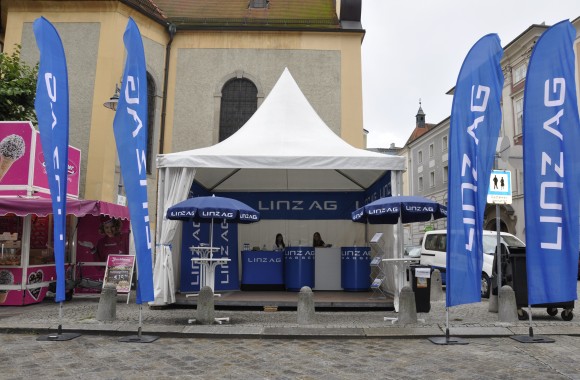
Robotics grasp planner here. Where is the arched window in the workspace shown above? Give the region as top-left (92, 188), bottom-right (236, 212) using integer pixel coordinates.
top-left (146, 72), bottom-right (156, 174)
top-left (219, 78), bottom-right (258, 141)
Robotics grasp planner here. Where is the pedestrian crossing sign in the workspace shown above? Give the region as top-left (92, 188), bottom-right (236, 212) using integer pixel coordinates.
top-left (487, 170), bottom-right (512, 204)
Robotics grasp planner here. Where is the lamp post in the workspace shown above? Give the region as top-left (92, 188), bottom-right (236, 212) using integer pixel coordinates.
top-left (103, 83), bottom-right (124, 204)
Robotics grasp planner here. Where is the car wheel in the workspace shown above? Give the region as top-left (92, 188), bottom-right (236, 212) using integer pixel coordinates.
top-left (481, 273), bottom-right (490, 298)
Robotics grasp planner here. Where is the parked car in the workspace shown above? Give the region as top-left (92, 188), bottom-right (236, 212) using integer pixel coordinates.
top-left (419, 229), bottom-right (525, 298)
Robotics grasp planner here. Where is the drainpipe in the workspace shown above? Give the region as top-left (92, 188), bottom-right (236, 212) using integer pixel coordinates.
top-left (159, 23), bottom-right (176, 154)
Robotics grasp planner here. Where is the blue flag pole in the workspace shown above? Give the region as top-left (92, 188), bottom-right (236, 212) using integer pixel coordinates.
top-left (33, 17), bottom-right (80, 342)
top-left (446, 34), bottom-right (504, 308)
top-left (523, 20), bottom-right (580, 306)
top-left (112, 18), bottom-right (155, 304)
top-left (33, 17), bottom-right (70, 304)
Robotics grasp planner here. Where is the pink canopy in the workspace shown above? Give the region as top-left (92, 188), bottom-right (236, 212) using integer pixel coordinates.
top-left (0, 197), bottom-right (129, 219)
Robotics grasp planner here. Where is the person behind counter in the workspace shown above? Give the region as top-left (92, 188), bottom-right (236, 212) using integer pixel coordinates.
top-left (313, 232), bottom-right (330, 248)
top-left (273, 233), bottom-right (286, 250)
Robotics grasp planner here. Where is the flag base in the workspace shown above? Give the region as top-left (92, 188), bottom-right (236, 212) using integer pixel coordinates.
top-left (510, 335), bottom-right (555, 343)
top-left (36, 324), bottom-right (81, 341)
top-left (119, 326), bottom-right (159, 343)
top-left (37, 332), bottom-right (81, 341)
top-left (428, 336), bottom-right (468, 345)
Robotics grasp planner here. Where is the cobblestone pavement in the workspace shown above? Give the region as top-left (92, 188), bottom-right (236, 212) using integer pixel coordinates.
top-left (1, 333), bottom-right (580, 379)
top-left (1, 283), bottom-right (579, 379)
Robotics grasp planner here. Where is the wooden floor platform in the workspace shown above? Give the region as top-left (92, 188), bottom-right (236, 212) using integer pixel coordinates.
top-left (174, 290), bottom-right (394, 310)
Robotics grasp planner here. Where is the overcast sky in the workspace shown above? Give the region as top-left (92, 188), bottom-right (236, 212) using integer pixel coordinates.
top-left (361, 1), bottom-right (580, 148)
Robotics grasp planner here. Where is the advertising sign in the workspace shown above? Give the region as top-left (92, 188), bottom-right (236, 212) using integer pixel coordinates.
top-left (0, 121), bottom-right (35, 194)
top-left (33, 132), bottom-right (81, 198)
top-left (103, 254), bottom-right (135, 294)
top-left (0, 121), bottom-right (81, 198)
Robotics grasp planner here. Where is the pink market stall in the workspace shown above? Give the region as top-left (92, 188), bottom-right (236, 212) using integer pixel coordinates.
top-left (0, 121), bottom-right (130, 306)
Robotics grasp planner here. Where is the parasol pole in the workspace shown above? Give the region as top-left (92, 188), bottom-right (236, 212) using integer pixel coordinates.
top-left (209, 217), bottom-right (214, 258)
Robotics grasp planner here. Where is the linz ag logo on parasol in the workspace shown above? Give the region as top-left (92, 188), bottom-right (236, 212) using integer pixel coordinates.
top-left (405, 206), bottom-right (434, 212)
top-left (200, 210), bottom-right (234, 218)
top-left (170, 210), bottom-right (196, 217)
top-left (239, 213), bottom-right (259, 221)
top-left (368, 206), bottom-right (398, 215)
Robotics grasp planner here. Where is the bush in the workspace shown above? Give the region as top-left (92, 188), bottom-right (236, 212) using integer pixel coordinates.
top-left (0, 45), bottom-right (38, 124)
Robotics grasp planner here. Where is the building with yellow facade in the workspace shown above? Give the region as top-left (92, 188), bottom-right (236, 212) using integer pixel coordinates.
top-left (1, 0), bottom-right (367, 232)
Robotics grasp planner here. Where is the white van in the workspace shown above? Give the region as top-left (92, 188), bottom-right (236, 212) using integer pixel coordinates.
top-left (419, 229), bottom-right (525, 298)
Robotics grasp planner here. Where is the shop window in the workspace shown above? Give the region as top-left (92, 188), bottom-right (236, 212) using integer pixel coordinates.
top-left (219, 78), bottom-right (258, 142)
top-left (29, 215), bottom-right (74, 265)
top-left (0, 215), bottom-right (24, 266)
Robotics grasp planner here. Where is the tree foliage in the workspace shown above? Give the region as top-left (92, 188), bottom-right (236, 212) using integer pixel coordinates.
top-left (0, 45), bottom-right (38, 124)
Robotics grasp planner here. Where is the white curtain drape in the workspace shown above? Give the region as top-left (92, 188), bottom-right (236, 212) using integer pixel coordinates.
top-left (150, 167), bottom-right (196, 306)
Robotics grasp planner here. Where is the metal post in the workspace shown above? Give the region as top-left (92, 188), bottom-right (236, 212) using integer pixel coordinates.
top-left (496, 204), bottom-right (502, 291)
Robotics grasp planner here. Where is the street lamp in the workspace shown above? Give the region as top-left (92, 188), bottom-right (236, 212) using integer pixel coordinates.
top-left (103, 83), bottom-right (120, 111)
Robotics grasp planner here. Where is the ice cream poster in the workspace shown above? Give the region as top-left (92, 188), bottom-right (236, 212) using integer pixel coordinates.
top-left (0, 121), bottom-right (81, 197)
top-left (0, 122), bottom-right (33, 189)
top-left (33, 132), bottom-right (81, 197)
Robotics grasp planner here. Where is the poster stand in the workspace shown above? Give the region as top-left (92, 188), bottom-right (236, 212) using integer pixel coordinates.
top-left (102, 255), bottom-right (135, 304)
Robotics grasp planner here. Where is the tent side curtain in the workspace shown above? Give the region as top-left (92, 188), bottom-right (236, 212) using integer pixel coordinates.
top-left (0, 198), bottom-right (129, 219)
top-left (152, 166), bottom-right (197, 306)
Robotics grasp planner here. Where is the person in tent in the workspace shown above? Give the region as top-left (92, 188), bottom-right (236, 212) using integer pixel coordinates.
top-left (313, 232), bottom-right (326, 248)
top-left (273, 233), bottom-right (286, 250)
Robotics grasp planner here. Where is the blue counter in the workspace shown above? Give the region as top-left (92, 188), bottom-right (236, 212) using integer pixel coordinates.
top-left (241, 250), bottom-right (284, 290)
top-left (341, 246), bottom-right (371, 291)
top-left (284, 246), bottom-right (315, 291)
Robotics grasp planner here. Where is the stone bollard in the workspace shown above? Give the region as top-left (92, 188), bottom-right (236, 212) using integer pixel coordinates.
top-left (397, 286), bottom-right (417, 324)
top-left (498, 285), bottom-right (518, 323)
top-left (96, 283), bottom-right (117, 322)
top-left (196, 286), bottom-right (216, 325)
top-left (488, 294), bottom-right (498, 313)
top-left (430, 269), bottom-right (444, 301)
top-left (297, 286), bottom-right (315, 325)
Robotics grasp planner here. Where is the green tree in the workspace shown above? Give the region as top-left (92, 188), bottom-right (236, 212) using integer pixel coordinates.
top-left (0, 45), bottom-right (38, 124)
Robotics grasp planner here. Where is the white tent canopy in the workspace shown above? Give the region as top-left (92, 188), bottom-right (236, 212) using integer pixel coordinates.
top-left (152, 68), bottom-right (405, 305)
top-left (157, 68), bottom-right (405, 191)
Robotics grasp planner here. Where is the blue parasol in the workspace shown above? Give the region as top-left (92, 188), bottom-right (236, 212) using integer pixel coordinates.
top-left (351, 195), bottom-right (447, 225)
top-left (166, 195), bottom-right (260, 248)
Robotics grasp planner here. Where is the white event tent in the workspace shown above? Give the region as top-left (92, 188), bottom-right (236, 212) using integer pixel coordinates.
top-left (152, 68), bottom-right (406, 305)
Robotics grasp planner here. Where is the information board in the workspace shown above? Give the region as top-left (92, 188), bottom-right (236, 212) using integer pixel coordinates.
top-left (103, 255), bottom-right (135, 294)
